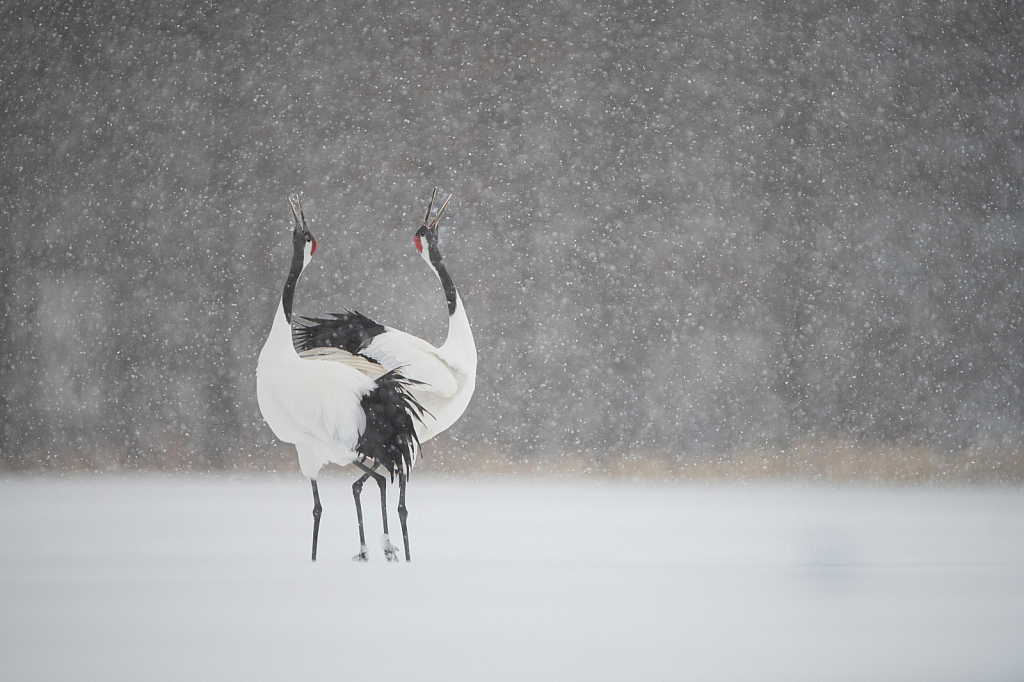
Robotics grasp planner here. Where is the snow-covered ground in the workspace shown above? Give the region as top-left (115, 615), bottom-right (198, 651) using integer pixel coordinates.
top-left (1, 475), bottom-right (1022, 681)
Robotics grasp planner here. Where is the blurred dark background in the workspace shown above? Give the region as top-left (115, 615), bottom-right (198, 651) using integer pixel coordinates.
top-left (1, 0), bottom-right (1022, 474)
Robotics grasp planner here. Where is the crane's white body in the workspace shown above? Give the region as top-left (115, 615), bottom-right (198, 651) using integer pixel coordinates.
top-left (258, 299), bottom-right (376, 478)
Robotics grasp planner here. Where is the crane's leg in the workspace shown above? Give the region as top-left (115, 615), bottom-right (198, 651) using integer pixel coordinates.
top-left (351, 471), bottom-right (372, 561)
top-left (354, 460), bottom-right (399, 562)
top-left (398, 470), bottom-right (411, 562)
top-left (310, 478), bottom-right (322, 562)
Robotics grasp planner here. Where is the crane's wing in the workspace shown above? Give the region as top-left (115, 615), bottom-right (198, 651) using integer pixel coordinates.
top-left (294, 311), bottom-right (384, 357)
top-left (294, 311), bottom-right (458, 398)
top-left (364, 328), bottom-right (458, 398)
top-left (298, 346), bottom-right (386, 378)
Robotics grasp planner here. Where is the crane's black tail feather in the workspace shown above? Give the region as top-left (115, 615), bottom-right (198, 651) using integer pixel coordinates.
top-left (357, 370), bottom-right (427, 481)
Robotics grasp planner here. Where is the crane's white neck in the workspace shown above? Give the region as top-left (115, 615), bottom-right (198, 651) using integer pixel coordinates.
top-left (442, 291), bottom-right (476, 368)
top-left (261, 301), bottom-right (299, 362)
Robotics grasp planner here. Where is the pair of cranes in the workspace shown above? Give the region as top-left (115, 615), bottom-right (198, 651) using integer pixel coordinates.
top-left (256, 191), bottom-right (476, 562)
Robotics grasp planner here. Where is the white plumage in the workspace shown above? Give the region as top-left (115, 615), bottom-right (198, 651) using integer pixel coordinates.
top-left (257, 303), bottom-right (374, 477)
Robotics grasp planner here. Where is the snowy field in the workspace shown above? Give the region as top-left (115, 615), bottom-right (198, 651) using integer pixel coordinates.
top-left (2, 476), bottom-right (1023, 682)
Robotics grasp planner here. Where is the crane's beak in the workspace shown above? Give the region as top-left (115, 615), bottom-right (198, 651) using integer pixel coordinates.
top-left (422, 188), bottom-right (437, 228)
top-left (422, 188), bottom-right (452, 230)
top-left (430, 193), bottom-right (452, 229)
top-left (289, 195), bottom-right (308, 234)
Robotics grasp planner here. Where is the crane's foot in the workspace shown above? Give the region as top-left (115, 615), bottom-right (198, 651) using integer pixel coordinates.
top-left (382, 534), bottom-right (400, 562)
top-left (352, 544), bottom-right (369, 562)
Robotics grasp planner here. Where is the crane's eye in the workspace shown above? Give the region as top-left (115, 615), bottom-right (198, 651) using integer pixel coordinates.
top-left (308, 235), bottom-right (317, 254)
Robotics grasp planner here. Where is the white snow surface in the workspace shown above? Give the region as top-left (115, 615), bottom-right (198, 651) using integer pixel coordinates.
top-left (1, 476), bottom-right (1023, 681)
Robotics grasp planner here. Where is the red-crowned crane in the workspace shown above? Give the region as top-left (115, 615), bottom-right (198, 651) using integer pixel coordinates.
top-left (256, 197), bottom-right (426, 562)
top-left (294, 189), bottom-right (477, 461)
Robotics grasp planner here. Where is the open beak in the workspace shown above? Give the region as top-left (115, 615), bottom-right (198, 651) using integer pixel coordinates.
top-left (288, 195), bottom-right (308, 233)
top-left (423, 188), bottom-right (452, 230)
top-left (430, 193), bottom-right (452, 229)
top-left (422, 188), bottom-right (437, 228)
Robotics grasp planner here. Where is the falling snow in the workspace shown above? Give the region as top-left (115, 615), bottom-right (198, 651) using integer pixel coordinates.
top-left (2, 2), bottom-right (1022, 472)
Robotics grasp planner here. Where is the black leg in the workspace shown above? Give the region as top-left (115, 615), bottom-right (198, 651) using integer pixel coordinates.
top-left (354, 460), bottom-right (398, 561)
top-left (351, 472), bottom-right (371, 561)
top-left (310, 478), bottom-right (322, 562)
top-left (398, 470), bottom-right (411, 562)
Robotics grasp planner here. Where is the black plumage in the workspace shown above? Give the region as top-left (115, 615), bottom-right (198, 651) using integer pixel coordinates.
top-left (357, 370), bottom-right (427, 480)
top-left (294, 311), bottom-right (385, 357)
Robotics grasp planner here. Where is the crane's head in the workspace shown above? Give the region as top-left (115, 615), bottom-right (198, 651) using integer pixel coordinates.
top-left (414, 188), bottom-right (452, 266)
top-left (289, 195), bottom-right (317, 268)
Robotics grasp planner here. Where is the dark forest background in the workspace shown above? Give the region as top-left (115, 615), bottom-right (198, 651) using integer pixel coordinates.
top-left (2, 0), bottom-right (1022, 475)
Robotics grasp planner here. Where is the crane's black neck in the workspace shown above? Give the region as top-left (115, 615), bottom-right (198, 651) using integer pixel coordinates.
top-left (434, 260), bottom-right (458, 317)
top-left (282, 244), bottom-right (306, 324)
top-left (426, 242), bottom-right (457, 316)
